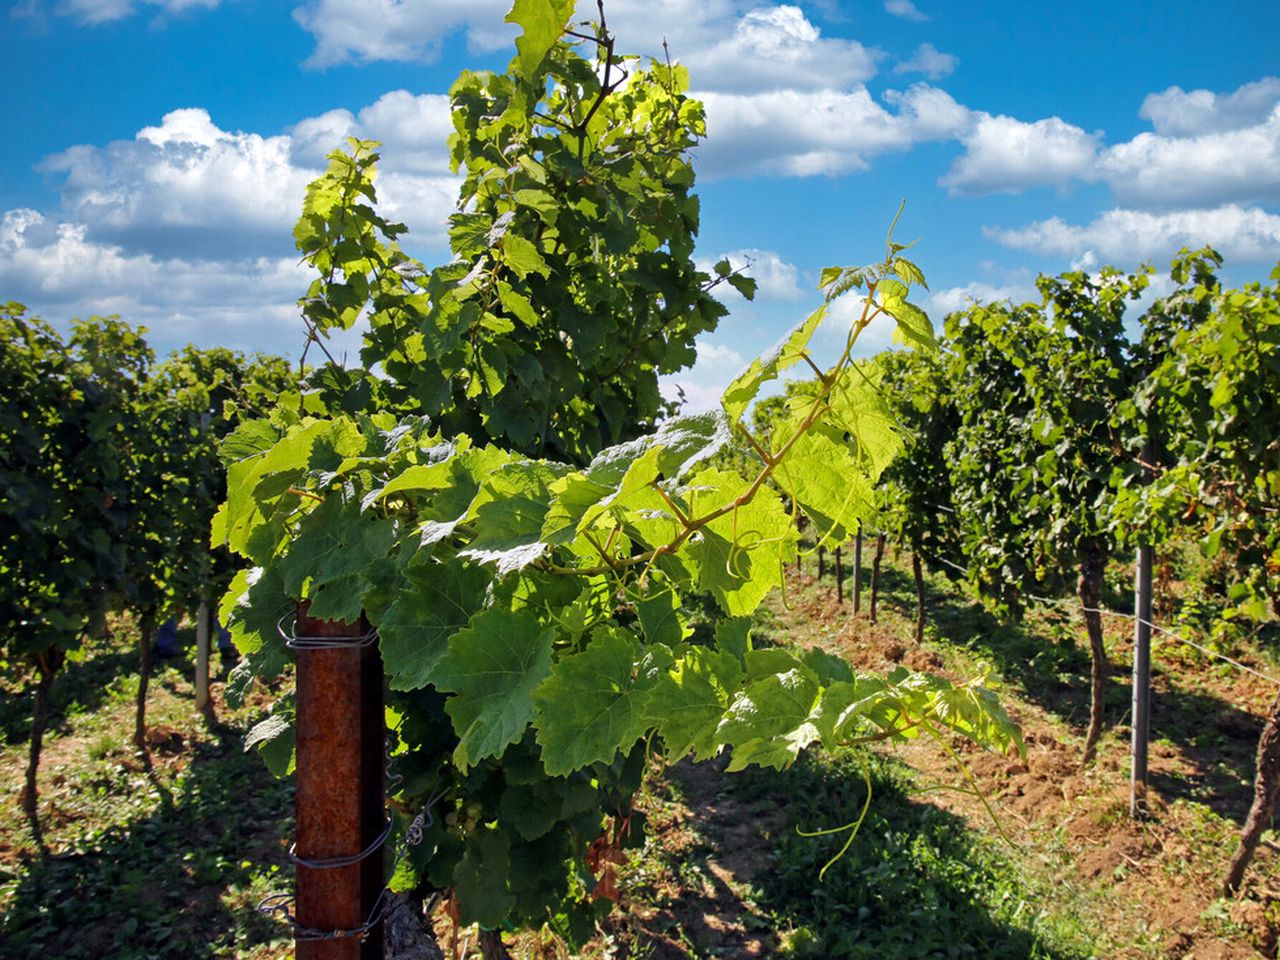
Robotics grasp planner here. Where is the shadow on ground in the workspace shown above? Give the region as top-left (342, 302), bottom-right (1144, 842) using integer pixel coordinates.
top-left (0, 719), bottom-right (293, 960)
top-left (872, 561), bottom-right (1263, 823)
top-left (619, 751), bottom-right (1093, 959)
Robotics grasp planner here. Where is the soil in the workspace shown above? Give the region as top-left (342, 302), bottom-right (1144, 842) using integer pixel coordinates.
top-left (764, 562), bottom-right (1280, 959)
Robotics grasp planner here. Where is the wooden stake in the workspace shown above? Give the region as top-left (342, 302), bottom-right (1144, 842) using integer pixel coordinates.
top-left (853, 525), bottom-right (863, 614)
top-left (195, 599), bottom-right (210, 713)
top-left (870, 533), bottom-right (886, 623)
top-left (818, 545), bottom-right (825, 580)
top-left (835, 547), bottom-right (843, 604)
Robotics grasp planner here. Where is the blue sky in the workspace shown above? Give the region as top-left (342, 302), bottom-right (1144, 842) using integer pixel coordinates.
top-left (3, 0), bottom-right (1278, 408)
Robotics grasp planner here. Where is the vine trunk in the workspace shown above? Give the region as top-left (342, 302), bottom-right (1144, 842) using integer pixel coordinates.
top-left (1078, 547), bottom-right (1109, 767)
top-left (1224, 689), bottom-right (1280, 895)
top-left (135, 619), bottom-right (153, 763)
top-left (871, 533), bottom-right (886, 623)
top-left (912, 550), bottom-right (925, 643)
top-left (21, 650), bottom-right (60, 854)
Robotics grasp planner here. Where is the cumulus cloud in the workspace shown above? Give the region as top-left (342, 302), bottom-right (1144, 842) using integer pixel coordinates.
top-left (292, 0), bottom-right (511, 67)
top-left (39, 104), bottom-right (458, 260)
top-left (288, 90), bottom-right (454, 174)
top-left (678, 5), bottom-right (878, 93)
top-left (941, 113), bottom-right (1101, 195)
top-left (927, 280), bottom-right (1033, 316)
top-left (941, 77), bottom-right (1280, 207)
top-left (884, 0), bottom-right (928, 21)
top-left (1140, 77), bottom-right (1280, 136)
top-left (292, 1), bottom-right (877, 91)
top-left (894, 42), bottom-right (956, 80)
top-left (41, 109), bottom-right (313, 257)
top-left (0, 207), bottom-right (321, 356)
top-left (698, 83), bottom-right (968, 178)
top-left (661, 338), bottom-right (746, 412)
top-left (986, 204), bottom-right (1280, 264)
top-left (1100, 104), bottom-right (1280, 208)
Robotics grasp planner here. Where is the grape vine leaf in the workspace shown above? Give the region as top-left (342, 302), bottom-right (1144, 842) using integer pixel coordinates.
top-left (645, 646), bottom-right (744, 760)
top-left (506, 0), bottom-right (575, 84)
top-left (716, 667), bottom-right (821, 771)
top-left (879, 278), bottom-right (936, 352)
top-left (245, 714), bottom-right (295, 777)
top-left (377, 559), bottom-right (491, 691)
top-left (276, 489), bottom-right (396, 622)
top-left (434, 608), bottom-right (556, 769)
top-left (721, 304), bottom-right (827, 423)
top-left (680, 469), bottom-right (795, 616)
top-left (533, 627), bottom-right (663, 775)
top-left (453, 826), bottom-right (516, 927)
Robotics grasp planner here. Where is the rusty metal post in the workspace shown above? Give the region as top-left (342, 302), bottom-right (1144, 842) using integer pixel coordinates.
top-left (294, 603), bottom-right (385, 960)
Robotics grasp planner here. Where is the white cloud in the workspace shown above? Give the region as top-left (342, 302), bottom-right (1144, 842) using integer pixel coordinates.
top-left (288, 90), bottom-right (454, 174)
top-left (662, 338), bottom-right (746, 412)
top-left (680, 5), bottom-right (878, 93)
top-left (698, 83), bottom-right (968, 178)
top-left (941, 113), bottom-right (1100, 195)
top-left (1140, 77), bottom-right (1280, 136)
top-left (894, 42), bottom-right (956, 80)
top-left (927, 280), bottom-right (1032, 316)
top-left (41, 109), bottom-right (312, 255)
top-left (940, 78), bottom-right (1280, 207)
top-left (986, 204), bottom-right (1280, 264)
top-left (0, 208), bottom-right (323, 357)
top-left (884, 0), bottom-right (928, 21)
top-left (699, 249), bottom-right (804, 301)
top-left (1100, 104), bottom-right (1280, 208)
top-left (50, 0), bottom-right (219, 25)
top-left (292, 0), bottom-right (511, 67)
top-left (291, 1), bottom-right (877, 92)
top-left (39, 104), bottom-right (458, 260)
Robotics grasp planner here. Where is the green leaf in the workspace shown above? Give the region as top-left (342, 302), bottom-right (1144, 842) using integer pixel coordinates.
top-left (453, 827), bottom-right (516, 927)
top-left (721, 304), bottom-right (827, 423)
top-left (277, 491), bottom-right (396, 622)
top-left (680, 468), bottom-right (796, 616)
top-left (645, 646), bottom-right (743, 760)
top-left (506, 0), bottom-right (574, 83)
top-left (879, 277), bottom-right (936, 352)
top-left (893, 257), bottom-right (929, 289)
top-left (635, 583), bottom-right (683, 647)
top-left (435, 608), bottom-right (556, 769)
top-left (460, 461), bottom-right (566, 574)
top-left (245, 714), bottom-right (295, 777)
top-left (533, 627), bottom-right (659, 775)
top-left (772, 422), bottom-right (870, 542)
top-left (818, 266), bottom-right (844, 289)
top-left (501, 234), bottom-right (549, 280)
top-left (716, 668), bottom-right (821, 771)
top-left (377, 560), bottom-right (491, 691)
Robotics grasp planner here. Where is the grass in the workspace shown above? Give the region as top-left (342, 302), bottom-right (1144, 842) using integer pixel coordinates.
top-left (653, 748), bottom-right (1097, 959)
top-left (0, 623), bottom-right (295, 959)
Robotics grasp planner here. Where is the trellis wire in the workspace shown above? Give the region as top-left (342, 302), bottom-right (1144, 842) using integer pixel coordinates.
top-left (913, 547), bottom-right (1280, 687)
top-left (278, 611), bottom-right (379, 649)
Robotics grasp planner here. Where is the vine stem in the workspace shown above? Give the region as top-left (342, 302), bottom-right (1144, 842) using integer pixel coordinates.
top-left (540, 284), bottom-right (884, 581)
